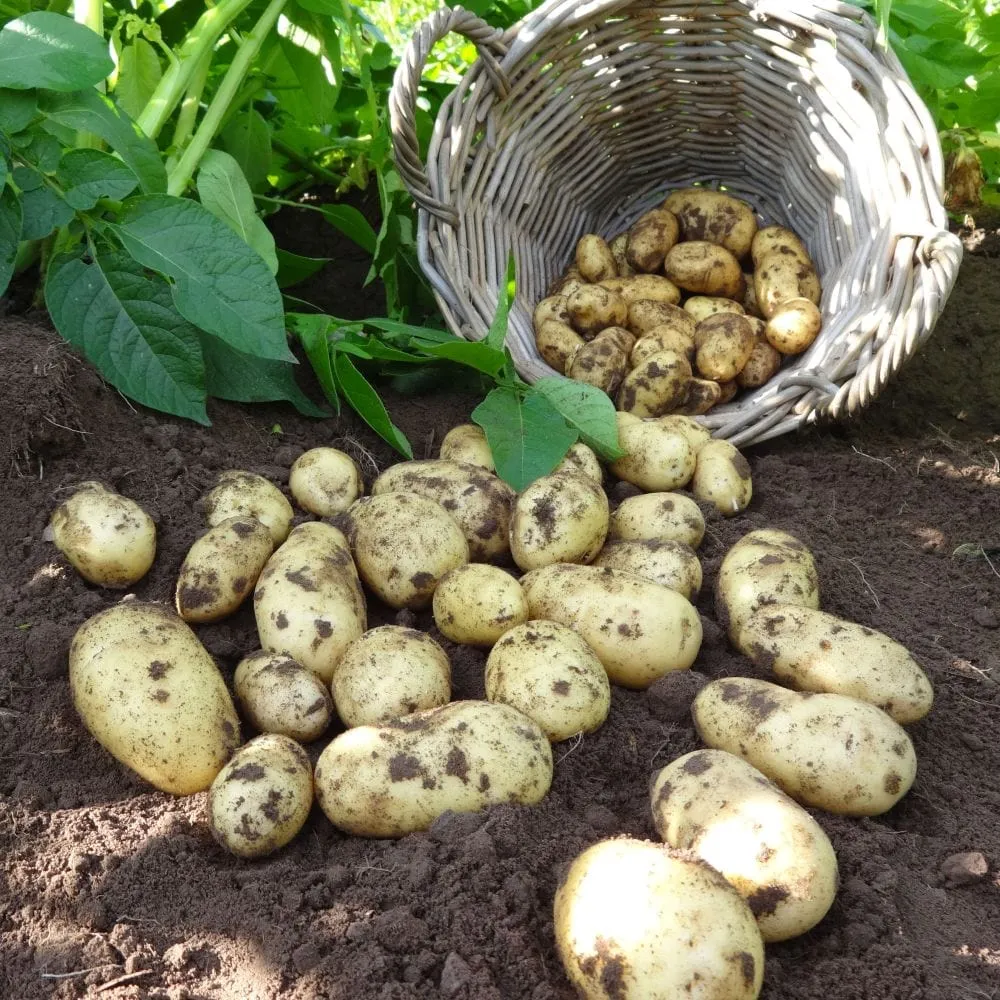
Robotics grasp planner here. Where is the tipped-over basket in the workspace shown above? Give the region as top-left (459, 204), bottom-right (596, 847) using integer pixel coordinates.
top-left (389, 0), bottom-right (963, 446)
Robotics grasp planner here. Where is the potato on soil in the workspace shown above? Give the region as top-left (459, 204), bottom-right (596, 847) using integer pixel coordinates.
top-left (651, 749), bottom-right (838, 942)
top-left (664, 241), bottom-right (743, 298)
top-left (555, 442), bottom-right (603, 484)
top-left (567, 285), bottom-right (628, 338)
top-left (289, 447), bottom-right (363, 517)
top-left (692, 439), bottom-right (753, 517)
top-left (313, 700), bottom-right (553, 837)
top-left (433, 564), bottom-right (528, 647)
top-left (485, 620), bottom-right (611, 742)
top-left (625, 208), bottom-right (680, 272)
top-left (203, 470), bottom-right (293, 546)
top-left (664, 187), bottom-right (759, 259)
top-left (567, 337), bottom-right (629, 395)
top-left (49, 481), bottom-right (156, 588)
top-left (616, 274), bottom-right (682, 306)
top-left (609, 491), bottom-right (705, 548)
top-left (233, 650), bottom-right (333, 743)
top-left (610, 414), bottom-right (696, 492)
top-left (533, 295), bottom-right (571, 332)
top-left (695, 313), bottom-right (756, 382)
top-left (630, 325), bottom-right (695, 368)
top-left (617, 349), bottom-right (692, 418)
top-left (555, 837), bottom-right (764, 1000)
top-left (592, 538), bottom-right (702, 599)
top-left (684, 295), bottom-right (746, 322)
top-left (739, 604), bottom-right (933, 723)
top-left (609, 233), bottom-right (636, 277)
top-left (537, 319), bottom-right (585, 372)
top-left (439, 423), bottom-right (494, 471)
top-left (575, 234), bottom-right (618, 283)
top-left (692, 677), bottom-right (918, 816)
top-left (69, 602), bottom-right (241, 795)
top-left (754, 251), bottom-right (821, 318)
top-left (207, 734), bottom-right (313, 858)
top-left (766, 297), bottom-right (823, 354)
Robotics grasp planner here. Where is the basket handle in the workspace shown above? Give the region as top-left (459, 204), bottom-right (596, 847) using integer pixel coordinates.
top-left (389, 5), bottom-right (510, 225)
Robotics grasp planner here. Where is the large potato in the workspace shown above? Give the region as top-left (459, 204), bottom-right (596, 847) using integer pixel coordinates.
top-left (693, 677), bottom-right (917, 816)
top-left (254, 521), bottom-right (366, 683)
top-left (314, 700), bottom-right (553, 837)
top-left (289, 448), bottom-right (363, 516)
top-left (625, 209), bottom-right (680, 272)
top-left (754, 251), bottom-right (821, 318)
top-left (432, 564), bottom-right (528, 647)
top-left (555, 838), bottom-right (764, 1000)
top-left (626, 298), bottom-right (694, 337)
top-left (684, 295), bottom-right (746, 322)
top-left (610, 414), bottom-right (696, 492)
top-left (691, 439), bottom-right (753, 517)
top-left (522, 563), bottom-right (702, 688)
top-left (617, 349), bottom-right (691, 418)
top-left (695, 313), bottom-right (756, 382)
top-left (664, 188), bottom-right (759, 258)
top-left (567, 285), bottom-right (628, 338)
top-left (664, 241), bottom-right (743, 298)
top-left (651, 750), bottom-right (838, 942)
top-left (766, 297), bottom-right (823, 354)
top-left (203, 470), bottom-right (293, 546)
top-left (593, 325), bottom-right (636, 356)
top-left (567, 337), bottom-right (629, 395)
top-left (615, 274), bottom-right (682, 306)
top-left (439, 423), bottom-right (494, 471)
top-left (592, 538), bottom-right (702, 599)
top-left (609, 491), bottom-right (705, 548)
top-left (750, 225), bottom-right (813, 268)
top-left (630, 325), bottom-right (695, 368)
top-left (739, 604), bottom-right (933, 723)
top-left (654, 414), bottom-right (713, 455)
top-left (69, 602), bottom-right (240, 795)
top-left (575, 234), bottom-right (618, 283)
top-left (555, 442), bottom-right (603, 484)
top-left (537, 319), bottom-right (585, 372)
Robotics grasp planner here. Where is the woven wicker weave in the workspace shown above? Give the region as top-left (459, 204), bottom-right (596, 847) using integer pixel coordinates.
top-left (389, 0), bottom-right (963, 446)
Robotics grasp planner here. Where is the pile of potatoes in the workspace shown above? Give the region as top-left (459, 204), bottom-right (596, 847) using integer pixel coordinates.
top-left (534, 187), bottom-right (824, 417)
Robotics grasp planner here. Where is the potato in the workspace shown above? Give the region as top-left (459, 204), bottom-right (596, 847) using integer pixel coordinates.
top-left (692, 439), bottom-right (753, 517)
top-left (692, 677), bottom-right (918, 815)
top-left (609, 491), bottom-right (705, 548)
top-left (766, 297), bottom-right (823, 354)
top-left (739, 604), bottom-right (934, 723)
top-left (567, 337), bottom-right (629, 395)
top-left (175, 516), bottom-right (273, 623)
top-left (439, 423), bottom-right (494, 471)
top-left (715, 528), bottom-right (819, 644)
top-left (207, 734), bottom-right (313, 858)
top-left (555, 838), bottom-right (764, 1000)
top-left (314, 700), bottom-right (553, 837)
top-left (554, 442), bottom-right (603, 484)
top-left (533, 295), bottom-right (571, 332)
top-left (433, 564), bottom-right (528, 646)
top-left (254, 521), bottom-right (366, 683)
top-left (695, 313), bottom-right (756, 382)
top-left (233, 650), bottom-right (333, 742)
top-left (575, 234), bottom-right (617, 283)
top-left (521, 563), bottom-right (702, 688)
top-left (674, 377), bottom-right (724, 415)
top-left (737, 338), bottom-right (783, 388)
top-left (371, 459), bottom-right (514, 563)
top-left (69, 602), bottom-right (240, 795)
top-left (608, 233), bottom-right (636, 277)
top-left (630, 325), bottom-right (695, 368)
top-left (593, 325), bottom-right (636, 355)
top-left (625, 209), bottom-right (680, 272)
top-left (332, 625), bottom-right (451, 727)
top-left (510, 472), bottom-right (608, 571)
top-left (485, 621), bottom-right (610, 741)
top-left (610, 414), bottom-right (696, 491)
top-left (750, 225), bottom-right (813, 268)
top-left (592, 538), bottom-right (702, 599)
top-left (203, 470), bottom-right (293, 546)
top-left (617, 349), bottom-right (692, 418)
top-left (550, 266), bottom-right (586, 297)
top-left (754, 251), bottom-right (821, 318)
top-left (616, 274), bottom-right (682, 306)
top-left (567, 285), bottom-right (628, 338)
top-left (684, 295), bottom-right (746, 322)
top-left (288, 447), bottom-right (363, 517)
top-left (598, 277), bottom-right (629, 295)
top-left (664, 241), bottom-right (743, 298)
top-left (49, 481), bottom-right (156, 588)
top-left (537, 319), bottom-right (585, 372)
top-left (664, 188), bottom-right (759, 258)
top-left (651, 750), bottom-right (838, 942)
top-left (718, 379), bottom-right (739, 404)
top-left (742, 275), bottom-right (763, 317)
top-left (654, 414), bottom-right (713, 455)
top-left (626, 298), bottom-right (696, 337)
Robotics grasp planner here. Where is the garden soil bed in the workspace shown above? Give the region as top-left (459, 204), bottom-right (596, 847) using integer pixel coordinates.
top-left (1, 216), bottom-right (999, 1000)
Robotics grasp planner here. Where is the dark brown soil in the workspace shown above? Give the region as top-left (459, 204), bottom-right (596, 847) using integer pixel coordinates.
top-left (2, 217), bottom-right (999, 1000)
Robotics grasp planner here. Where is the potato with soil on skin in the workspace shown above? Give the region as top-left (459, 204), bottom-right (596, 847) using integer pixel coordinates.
top-left (754, 251), bottom-right (822, 318)
top-left (739, 604), bottom-right (934, 724)
top-left (533, 295), bottom-right (571, 333)
top-left (175, 516), bottom-right (274, 623)
top-left (630, 324), bottom-right (695, 368)
top-left (742, 276), bottom-right (763, 317)
top-left (233, 650), bottom-right (334, 743)
top-left (69, 602), bottom-right (240, 795)
top-left (593, 325), bottom-right (636, 356)
top-left (684, 295), bottom-right (746, 322)
top-left (555, 837), bottom-right (764, 1000)
top-left (737, 336), bottom-right (783, 389)
top-left (766, 297), bottom-right (823, 355)
top-left (610, 413), bottom-right (696, 492)
top-left (664, 241), bottom-right (744, 299)
top-left (433, 564), bottom-right (528, 647)
top-left (203, 470), bottom-right (293, 546)
top-left (664, 187), bottom-right (759, 259)
top-left (439, 423), bottom-right (494, 471)
top-left (207, 734), bottom-right (313, 858)
top-left (654, 414), bottom-right (713, 455)
top-left (626, 298), bottom-right (697, 338)
top-left (567, 285), bottom-right (628, 339)
top-left (289, 447), bottom-right (364, 517)
top-left (692, 677), bottom-right (918, 816)
top-left (567, 337), bottom-right (629, 395)
top-left (575, 234), bottom-right (618, 283)
top-left (609, 232), bottom-right (636, 277)
top-left (592, 538), bottom-right (702, 599)
top-left (615, 274), bottom-right (682, 306)
top-left (537, 319), bottom-right (585, 372)
top-left (692, 439), bottom-right (753, 517)
top-left (616, 349), bottom-right (692, 418)
top-left (674, 377), bottom-right (724, 415)
top-left (550, 266), bottom-right (586, 297)
top-left (609, 491), bottom-right (705, 548)
top-left (750, 225), bottom-right (814, 268)
top-left (485, 620), bottom-right (611, 742)
top-left (521, 563), bottom-right (702, 688)
top-left (695, 313), bottom-right (756, 383)
top-left (625, 208), bottom-right (680, 273)
top-left (650, 749), bottom-right (838, 942)
top-left (555, 442), bottom-right (603, 484)
top-left (49, 481), bottom-right (156, 588)
top-left (313, 700), bottom-right (553, 838)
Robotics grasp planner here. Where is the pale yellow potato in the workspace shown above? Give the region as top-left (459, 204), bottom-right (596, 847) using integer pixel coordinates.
top-left (592, 538), bottom-right (702, 599)
top-left (521, 563), bottom-right (702, 688)
top-left (567, 285), bottom-right (628, 339)
top-left (626, 209), bottom-right (680, 272)
top-left (651, 750), bottom-right (838, 942)
top-left (739, 604), bottom-right (934, 723)
top-left (675, 377), bottom-right (724, 415)
top-left (664, 188), bottom-right (759, 258)
top-left (598, 277), bottom-right (629, 295)
top-left (439, 423), bottom-right (494, 471)
top-left (314, 700), bottom-right (553, 837)
top-left (616, 274), bottom-right (682, 306)
top-left (485, 620), bottom-right (610, 742)
top-left (610, 414), bottom-right (696, 492)
top-left (737, 339), bottom-right (783, 388)
top-left (175, 516), bottom-right (273, 623)
top-left (49, 481), bottom-right (156, 588)
top-left (692, 440), bottom-right (753, 517)
top-left (627, 298), bottom-right (694, 337)
top-left (742, 274), bottom-right (763, 317)
top-left (750, 225), bottom-right (813, 268)
top-left (654, 415), bottom-right (713, 455)
top-left (754, 251), bottom-right (822, 318)
top-left (555, 442), bottom-right (603, 484)
top-left (575, 234), bottom-right (617, 283)
top-left (593, 325), bottom-right (636, 356)
top-left (289, 447), bottom-right (363, 516)
top-left (555, 838), bottom-right (764, 1000)
top-left (567, 337), bottom-right (629, 395)
top-left (203, 470), bottom-right (293, 546)
top-left (695, 314), bottom-right (756, 382)
top-left (766, 297), bottom-right (823, 354)
top-left (233, 650), bottom-right (333, 743)
top-left (69, 602), bottom-right (240, 795)
top-left (533, 295), bottom-right (571, 333)
top-left (630, 325), bottom-right (695, 368)
top-left (609, 491), bottom-right (705, 548)
top-left (550, 266), bottom-right (586, 297)
top-left (537, 319), bottom-right (585, 373)
top-left (608, 233), bottom-right (636, 277)
top-left (510, 473), bottom-right (608, 571)
top-left (664, 241), bottom-right (743, 298)
top-left (433, 564), bottom-right (528, 647)
top-left (332, 625), bottom-right (451, 727)
top-left (207, 734), bottom-right (313, 858)
top-left (617, 348), bottom-right (691, 418)
top-left (684, 295), bottom-right (746, 322)
top-left (693, 678), bottom-right (918, 816)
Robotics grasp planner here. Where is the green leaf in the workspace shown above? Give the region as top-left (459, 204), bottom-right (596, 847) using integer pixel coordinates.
top-left (113, 37), bottom-right (162, 121)
top-left (277, 32), bottom-right (339, 127)
top-left (360, 317), bottom-right (455, 343)
top-left (13, 127), bottom-right (61, 170)
top-left (197, 149), bottom-right (278, 274)
top-left (332, 352), bottom-right (412, 457)
top-left (417, 339), bottom-right (508, 375)
top-left (472, 387), bottom-right (578, 491)
top-left (14, 164), bottom-right (72, 239)
top-left (530, 377), bottom-right (626, 460)
top-left (0, 88), bottom-right (36, 133)
top-left (44, 250), bottom-right (208, 423)
top-left (56, 148), bottom-right (139, 210)
top-left (0, 13), bottom-right (113, 92)
top-left (321, 203), bottom-right (377, 254)
top-left (287, 312), bottom-right (340, 413)
top-left (0, 184), bottom-right (21, 296)
top-left (275, 248), bottom-right (328, 288)
top-left (113, 194), bottom-right (294, 363)
top-left (485, 253), bottom-right (516, 353)
top-left (219, 108), bottom-right (271, 192)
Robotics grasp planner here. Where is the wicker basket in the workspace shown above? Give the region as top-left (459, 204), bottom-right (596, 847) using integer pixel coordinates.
top-left (389, 0), bottom-right (963, 446)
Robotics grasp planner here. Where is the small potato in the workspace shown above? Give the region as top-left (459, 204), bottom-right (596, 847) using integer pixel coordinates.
top-left (567, 337), bottom-right (629, 395)
top-left (593, 325), bottom-right (636, 355)
top-left (486, 620), bottom-right (610, 741)
top-left (207, 734), bottom-right (313, 858)
top-left (575, 234), bottom-right (617, 283)
top-left (592, 538), bottom-right (701, 599)
top-left (555, 442), bottom-right (603, 484)
top-left (626, 298), bottom-right (695, 337)
top-left (439, 423), bottom-right (494, 471)
top-left (695, 313), bottom-right (756, 382)
top-left (555, 838), bottom-right (764, 1000)
top-left (626, 209), bottom-right (680, 272)
top-left (739, 604), bottom-right (933, 723)
top-left (616, 274), bottom-right (682, 306)
top-left (567, 285), bottom-right (628, 338)
top-left (314, 700), bottom-right (553, 837)
top-left (233, 650), bottom-right (333, 742)
top-left (718, 380), bottom-right (738, 404)
top-left (737, 338), bottom-right (783, 389)
top-left (630, 325), bottom-right (695, 368)
top-left (49, 481), bottom-right (156, 588)
top-left (609, 491), bottom-right (705, 548)
top-left (203, 470), bottom-right (293, 546)
top-left (654, 415), bottom-right (713, 455)
top-left (750, 225), bottom-right (813, 268)
top-left (510, 473), bottom-right (609, 571)
top-left (692, 439), bottom-right (753, 517)
top-left (684, 295), bottom-right (746, 322)
top-left (289, 448), bottom-right (363, 517)
top-left (766, 297), bottom-right (823, 354)
top-left (617, 349), bottom-right (691, 417)
top-left (754, 251), bottom-right (821, 318)
top-left (674, 377), bottom-right (724, 415)
top-left (664, 241), bottom-right (743, 298)
top-left (537, 319), bottom-right (585, 373)
top-left (332, 625), bottom-right (451, 727)
top-left (533, 295), bottom-right (571, 333)
top-left (608, 233), bottom-right (636, 277)
top-left (610, 414), bottom-right (696, 492)
top-left (651, 750), bottom-right (838, 941)
top-left (664, 188), bottom-right (759, 258)
top-left (433, 564), bottom-right (528, 647)
top-left (693, 678), bottom-right (918, 816)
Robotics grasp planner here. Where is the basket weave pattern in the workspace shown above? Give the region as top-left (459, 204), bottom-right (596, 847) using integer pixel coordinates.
top-left (390, 0), bottom-right (963, 446)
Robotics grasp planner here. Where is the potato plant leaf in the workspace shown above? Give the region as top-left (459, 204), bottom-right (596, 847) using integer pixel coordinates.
top-left (332, 351), bottom-right (413, 457)
top-left (287, 312), bottom-right (340, 414)
top-left (276, 248), bottom-right (328, 288)
top-left (113, 37), bottom-right (162, 121)
top-left (0, 184), bottom-right (21, 296)
top-left (56, 148), bottom-right (139, 210)
top-left (220, 108), bottom-right (271, 192)
top-left (0, 88), bottom-right (37, 133)
top-left (0, 13), bottom-right (114, 92)
top-left (530, 376), bottom-right (626, 460)
top-left (14, 164), bottom-right (73, 239)
top-left (321, 203), bottom-right (377, 254)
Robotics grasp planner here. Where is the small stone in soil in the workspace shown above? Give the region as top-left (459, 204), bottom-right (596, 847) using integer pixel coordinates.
top-left (941, 851), bottom-right (989, 885)
top-left (440, 952), bottom-right (473, 996)
top-left (972, 607), bottom-right (999, 629)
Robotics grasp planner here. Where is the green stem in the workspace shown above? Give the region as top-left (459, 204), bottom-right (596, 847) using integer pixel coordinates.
top-left (271, 138), bottom-right (344, 188)
top-left (73, 0), bottom-right (104, 148)
top-left (170, 46), bottom-right (212, 155)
